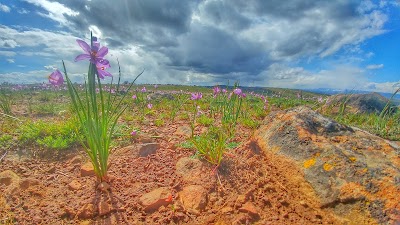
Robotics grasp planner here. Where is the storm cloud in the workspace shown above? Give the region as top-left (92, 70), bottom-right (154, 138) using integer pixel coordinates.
top-left (0, 0), bottom-right (396, 92)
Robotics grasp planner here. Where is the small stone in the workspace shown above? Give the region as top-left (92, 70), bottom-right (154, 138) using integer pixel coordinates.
top-left (221, 206), bottom-right (234, 214)
top-left (79, 221), bottom-right (91, 225)
top-left (77, 203), bottom-right (95, 219)
top-left (174, 126), bottom-right (192, 138)
top-left (46, 166), bottom-right (56, 174)
top-left (68, 180), bottom-right (82, 191)
top-left (97, 182), bottom-right (110, 192)
top-left (179, 185), bottom-right (208, 211)
top-left (80, 162), bottom-right (95, 177)
top-left (236, 195), bottom-right (247, 204)
top-left (69, 156), bottom-right (82, 165)
top-left (0, 170), bottom-right (20, 187)
top-left (138, 143), bottom-right (160, 157)
top-left (98, 201), bottom-right (111, 216)
top-left (239, 202), bottom-right (259, 218)
top-left (19, 178), bottom-right (40, 190)
top-left (139, 187), bottom-right (172, 212)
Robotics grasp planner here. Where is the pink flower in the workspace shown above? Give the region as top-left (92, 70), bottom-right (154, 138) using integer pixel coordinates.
top-left (191, 92), bottom-right (202, 100)
top-left (213, 86), bottom-right (221, 96)
top-left (132, 94), bottom-right (137, 100)
top-left (233, 88), bottom-right (242, 96)
top-left (147, 103), bottom-right (152, 109)
top-left (131, 130), bottom-right (137, 136)
top-left (74, 38), bottom-right (109, 65)
top-left (48, 70), bottom-right (64, 85)
top-left (141, 87), bottom-right (147, 92)
top-left (96, 60), bottom-right (112, 79)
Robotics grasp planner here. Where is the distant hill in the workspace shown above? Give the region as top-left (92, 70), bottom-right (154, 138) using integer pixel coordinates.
top-left (304, 88), bottom-right (400, 105)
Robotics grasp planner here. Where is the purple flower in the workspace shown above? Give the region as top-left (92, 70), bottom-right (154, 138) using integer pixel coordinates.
top-left (196, 105), bottom-right (203, 116)
top-left (222, 89), bottom-right (227, 93)
top-left (190, 92), bottom-right (202, 100)
top-left (132, 94), bottom-right (137, 100)
top-left (96, 61), bottom-right (112, 79)
top-left (141, 87), bottom-right (147, 92)
top-left (147, 103), bottom-right (153, 109)
top-left (48, 70), bottom-right (64, 85)
top-left (74, 38), bottom-right (109, 65)
top-left (213, 86), bottom-right (221, 95)
top-left (131, 130), bottom-right (137, 136)
top-left (233, 88), bottom-right (242, 96)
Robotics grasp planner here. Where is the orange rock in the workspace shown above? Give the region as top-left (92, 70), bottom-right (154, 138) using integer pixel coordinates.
top-left (80, 162), bottom-right (95, 177)
top-left (239, 202), bottom-right (259, 218)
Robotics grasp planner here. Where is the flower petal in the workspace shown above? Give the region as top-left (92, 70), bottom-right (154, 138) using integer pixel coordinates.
top-left (96, 59), bottom-right (110, 68)
top-left (97, 67), bottom-right (112, 79)
top-left (48, 69), bottom-right (64, 85)
top-left (74, 53), bottom-right (91, 62)
top-left (97, 46), bottom-right (108, 58)
top-left (76, 39), bottom-right (91, 54)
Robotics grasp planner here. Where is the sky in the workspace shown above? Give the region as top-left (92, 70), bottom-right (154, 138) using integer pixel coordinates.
top-left (0, 0), bottom-right (400, 93)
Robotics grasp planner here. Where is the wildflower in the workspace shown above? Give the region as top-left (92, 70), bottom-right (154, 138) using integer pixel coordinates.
top-left (131, 130), bottom-right (137, 136)
top-left (132, 94), bottom-right (137, 100)
top-left (96, 60), bottom-right (112, 79)
top-left (233, 88), bottom-right (242, 96)
top-left (141, 87), bottom-right (147, 92)
top-left (147, 103), bottom-right (153, 109)
top-left (48, 69), bottom-right (64, 85)
top-left (213, 86), bottom-right (221, 96)
top-left (318, 96), bottom-right (323, 103)
top-left (154, 84), bottom-right (158, 89)
top-left (222, 88), bottom-right (227, 93)
top-left (191, 92), bottom-right (202, 100)
top-left (196, 105), bottom-right (203, 116)
top-left (74, 38), bottom-right (109, 65)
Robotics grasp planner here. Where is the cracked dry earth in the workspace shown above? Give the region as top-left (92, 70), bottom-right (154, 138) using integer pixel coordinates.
top-left (0, 116), bottom-right (385, 225)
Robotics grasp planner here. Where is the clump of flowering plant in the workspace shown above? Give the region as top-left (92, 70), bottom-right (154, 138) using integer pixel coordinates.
top-left (49, 33), bottom-right (142, 182)
top-left (189, 92), bottom-right (203, 137)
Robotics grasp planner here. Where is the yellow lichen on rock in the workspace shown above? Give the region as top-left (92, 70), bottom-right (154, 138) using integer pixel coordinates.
top-left (303, 158), bottom-right (316, 168)
top-left (323, 163), bottom-right (334, 171)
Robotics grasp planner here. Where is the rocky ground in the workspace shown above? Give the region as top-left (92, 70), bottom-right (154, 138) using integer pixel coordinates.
top-left (1, 106), bottom-right (399, 224)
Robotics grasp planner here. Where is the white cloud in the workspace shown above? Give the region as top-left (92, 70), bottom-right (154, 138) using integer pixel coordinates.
top-left (366, 64), bottom-right (384, 70)
top-left (0, 39), bottom-right (18, 48)
top-left (23, 0), bottom-right (79, 26)
top-left (6, 59), bottom-right (15, 63)
top-left (0, 25), bottom-right (80, 58)
top-left (17, 8), bottom-right (30, 14)
top-left (0, 3), bottom-right (10, 12)
top-left (0, 51), bottom-right (16, 57)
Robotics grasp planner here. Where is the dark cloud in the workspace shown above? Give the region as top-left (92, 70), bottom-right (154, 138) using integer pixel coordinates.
top-left (65, 0), bottom-right (193, 48)
top-left (38, 0), bottom-right (388, 82)
top-left (167, 24), bottom-right (268, 75)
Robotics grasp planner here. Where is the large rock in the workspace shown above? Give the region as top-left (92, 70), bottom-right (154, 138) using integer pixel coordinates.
top-left (323, 92), bottom-right (395, 114)
top-left (255, 106), bottom-right (400, 224)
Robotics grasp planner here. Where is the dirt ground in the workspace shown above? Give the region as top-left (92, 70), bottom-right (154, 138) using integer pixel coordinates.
top-left (1, 117), bottom-right (348, 225)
